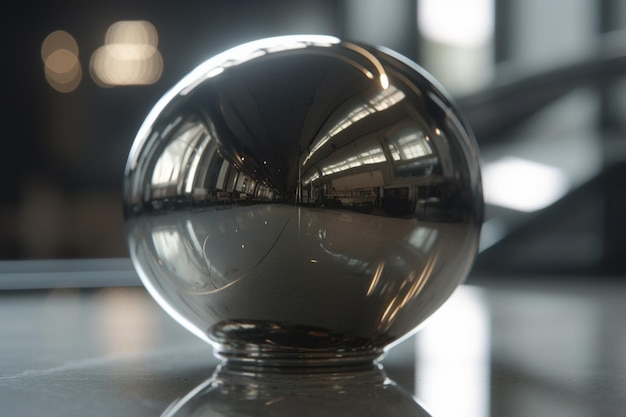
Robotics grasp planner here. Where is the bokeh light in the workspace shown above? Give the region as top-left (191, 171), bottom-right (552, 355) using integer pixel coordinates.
top-left (41, 30), bottom-right (79, 61)
top-left (482, 156), bottom-right (569, 212)
top-left (41, 30), bottom-right (82, 93)
top-left (105, 20), bottom-right (158, 47)
top-left (90, 20), bottom-right (163, 87)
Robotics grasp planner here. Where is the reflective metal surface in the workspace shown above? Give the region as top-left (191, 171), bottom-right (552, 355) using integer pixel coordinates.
top-left (123, 35), bottom-right (483, 366)
top-left (162, 363), bottom-right (430, 417)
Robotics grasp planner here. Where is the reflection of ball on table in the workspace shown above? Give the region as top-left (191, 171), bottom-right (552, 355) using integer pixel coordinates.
top-left (123, 35), bottom-right (483, 368)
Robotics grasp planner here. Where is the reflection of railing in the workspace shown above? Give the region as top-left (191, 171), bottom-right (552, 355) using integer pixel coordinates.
top-left (382, 186), bottom-right (413, 216)
top-left (325, 187), bottom-right (378, 213)
top-left (130, 188), bottom-right (284, 215)
top-left (216, 191), bottom-right (232, 210)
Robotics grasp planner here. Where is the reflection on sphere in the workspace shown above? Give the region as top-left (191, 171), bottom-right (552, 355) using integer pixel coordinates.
top-left (123, 35), bottom-right (483, 366)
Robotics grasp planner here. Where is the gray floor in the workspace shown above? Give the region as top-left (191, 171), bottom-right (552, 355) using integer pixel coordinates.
top-left (2, 279), bottom-right (626, 416)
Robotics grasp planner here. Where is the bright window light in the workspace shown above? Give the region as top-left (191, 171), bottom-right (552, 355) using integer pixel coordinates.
top-left (418, 0), bottom-right (494, 47)
top-left (152, 123), bottom-right (205, 186)
top-left (482, 156), bottom-right (569, 212)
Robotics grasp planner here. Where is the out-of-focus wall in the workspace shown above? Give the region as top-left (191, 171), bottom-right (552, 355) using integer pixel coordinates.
top-left (2, 0), bottom-right (625, 278)
top-left (1, 0), bottom-right (342, 259)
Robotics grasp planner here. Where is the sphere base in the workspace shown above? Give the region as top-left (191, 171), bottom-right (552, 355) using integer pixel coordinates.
top-left (210, 320), bottom-right (387, 368)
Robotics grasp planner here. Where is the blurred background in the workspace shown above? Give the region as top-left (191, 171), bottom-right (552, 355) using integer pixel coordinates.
top-left (2, 0), bottom-right (626, 280)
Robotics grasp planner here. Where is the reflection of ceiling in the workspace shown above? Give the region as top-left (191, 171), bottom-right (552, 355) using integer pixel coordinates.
top-left (145, 79), bottom-right (444, 198)
top-left (304, 85), bottom-right (406, 164)
top-left (205, 53), bottom-right (426, 195)
top-left (302, 121), bottom-right (441, 188)
top-left (130, 41), bottom-right (473, 205)
top-left (214, 54), bottom-right (372, 190)
top-left (321, 146), bottom-right (386, 176)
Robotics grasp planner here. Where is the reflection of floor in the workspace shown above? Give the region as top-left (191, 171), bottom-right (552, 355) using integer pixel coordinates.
top-left (129, 204), bottom-right (479, 342)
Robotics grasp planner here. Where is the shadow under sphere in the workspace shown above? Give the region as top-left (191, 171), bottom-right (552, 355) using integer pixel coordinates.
top-left (123, 35), bottom-right (483, 367)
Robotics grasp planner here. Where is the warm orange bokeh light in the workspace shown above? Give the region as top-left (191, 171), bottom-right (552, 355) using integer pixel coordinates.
top-left (41, 30), bottom-right (81, 93)
top-left (41, 30), bottom-right (79, 61)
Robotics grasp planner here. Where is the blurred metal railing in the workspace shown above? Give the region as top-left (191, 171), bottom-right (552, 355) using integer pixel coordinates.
top-left (457, 29), bottom-right (626, 145)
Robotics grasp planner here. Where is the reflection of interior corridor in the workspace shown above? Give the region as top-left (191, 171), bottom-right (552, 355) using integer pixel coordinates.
top-left (128, 204), bottom-right (478, 341)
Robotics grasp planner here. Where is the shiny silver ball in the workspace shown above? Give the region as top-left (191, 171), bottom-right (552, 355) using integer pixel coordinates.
top-left (123, 35), bottom-right (483, 367)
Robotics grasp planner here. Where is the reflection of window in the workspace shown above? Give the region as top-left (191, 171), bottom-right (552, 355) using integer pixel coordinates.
top-left (152, 227), bottom-right (181, 260)
top-left (152, 139), bottom-right (185, 185)
top-left (408, 226), bottom-right (439, 251)
top-left (303, 171), bottom-right (320, 186)
top-left (184, 131), bottom-right (211, 193)
top-left (216, 160), bottom-right (230, 190)
top-left (151, 123), bottom-right (207, 186)
top-left (369, 87), bottom-right (406, 111)
top-left (321, 147), bottom-right (386, 176)
top-left (150, 224), bottom-right (210, 287)
top-left (388, 130), bottom-right (432, 161)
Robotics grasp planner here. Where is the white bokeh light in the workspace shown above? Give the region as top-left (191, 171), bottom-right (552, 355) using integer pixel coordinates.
top-left (482, 156), bottom-right (570, 212)
top-left (90, 20), bottom-right (162, 87)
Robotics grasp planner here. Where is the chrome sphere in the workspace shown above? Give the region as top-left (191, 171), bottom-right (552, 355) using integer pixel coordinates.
top-left (123, 35), bottom-right (483, 367)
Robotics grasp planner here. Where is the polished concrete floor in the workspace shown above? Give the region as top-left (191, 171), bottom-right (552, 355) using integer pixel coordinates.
top-left (1, 279), bottom-right (626, 417)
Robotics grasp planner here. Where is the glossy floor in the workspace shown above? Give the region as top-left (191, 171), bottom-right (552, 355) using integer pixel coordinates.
top-left (1, 279), bottom-right (625, 416)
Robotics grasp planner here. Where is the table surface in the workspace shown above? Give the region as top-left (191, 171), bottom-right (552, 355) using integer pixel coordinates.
top-left (1, 276), bottom-right (625, 417)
